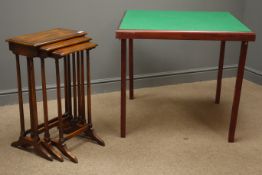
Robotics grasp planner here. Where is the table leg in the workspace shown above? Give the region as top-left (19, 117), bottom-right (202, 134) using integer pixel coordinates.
top-left (27, 57), bottom-right (52, 160)
top-left (72, 53), bottom-right (78, 119)
top-left (11, 55), bottom-right (30, 148)
top-left (228, 41), bottom-right (248, 143)
top-left (77, 52), bottom-right (82, 119)
top-left (121, 39), bottom-right (127, 137)
top-left (215, 41), bottom-right (226, 104)
top-left (15, 55), bottom-right (25, 137)
top-left (27, 58), bottom-right (37, 137)
top-left (67, 55), bottom-right (72, 116)
top-left (129, 39), bottom-right (134, 100)
top-left (64, 58), bottom-right (68, 114)
top-left (40, 58), bottom-right (64, 162)
top-left (80, 51), bottom-right (86, 122)
top-left (83, 50), bottom-right (105, 146)
top-left (41, 58), bottom-right (50, 141)
top-left (12, 57), bottom-right (52, 161)
top-left (86, 50), bottom-right (92, 127)
top-left (53, 58), bottom-right (78, 163)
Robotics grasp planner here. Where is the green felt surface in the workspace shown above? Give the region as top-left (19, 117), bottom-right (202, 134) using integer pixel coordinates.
top-left (119, 10), bottom-right (251, 32)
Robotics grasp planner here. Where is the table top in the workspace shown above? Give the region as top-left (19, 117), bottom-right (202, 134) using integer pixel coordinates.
top-left (119, 10), bottom-right (251, 32)
top-left (6, 28), bottom-right (87, 47)
top-left (6, 28), bottom-right (97, 58)
top-left (116, 10), bottom-right (255, 41)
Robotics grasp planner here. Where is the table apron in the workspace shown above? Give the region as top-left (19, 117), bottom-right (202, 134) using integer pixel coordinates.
top-left (116, 31), bottom-right (256, 41)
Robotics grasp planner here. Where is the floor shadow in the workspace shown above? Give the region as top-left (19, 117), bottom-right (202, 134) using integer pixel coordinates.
top-left (126, 93), bottom-right (232, 138)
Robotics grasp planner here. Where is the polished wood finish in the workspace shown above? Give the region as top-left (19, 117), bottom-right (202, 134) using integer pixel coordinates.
top-left (24, 114), bottom-right (70, 135)
top-left (86, 50), bottom-right (92, 126)
top-left (7, 28), bottom-right (104, 162)
top-left (55, 59), bottom-right (64, 142)
top-left (52, 42), bottom-right (97, 57)
top-left (121, 39), bottom-right (127, 138)
top-left (26, 57), bottom-right (52, 160)
top-left (67, 55), bottom-right (72, 115)
top-left (27, 58), bottom-right (38, 138)
top-left (80, 51), bottom-right (86, 122)
top-left (40, 36), bottom-right (92, 52)
top-left (53, 58), bottom-right (78, 163)
top-left (64, 124), bottom-right (89, 141)
top-left (7, 28), bottom-right (87, 47)
top-left (64, 57), bottom-right (69, 114)
top-left (84, 50), bottom-right (105, 146)
top-left (215, 41), bottom-right (226, 104)
top-left (15, 55), bottom-right (25, 137)
top-left (41, 58), bottom-right (50, 141)
top-left (77, 52), bottom-right (82, 118)
top-left (116, 30), bottom-right (256, 41)
top-left (129, 39), bottom-right (134, 100)
top-left (72, 53), bottom-right (77, 119)
top-left (41, 58), bottom-right (64, 162)
top-left (228, 41), bottom-right (248, 142)
top-left (7, 28), bottom-right (87, 57)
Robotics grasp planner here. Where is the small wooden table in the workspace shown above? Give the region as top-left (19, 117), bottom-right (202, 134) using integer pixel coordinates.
top-left (6, 28), bottom-right (104, 162)
top-left (116, 10), bottom-right (256, 142)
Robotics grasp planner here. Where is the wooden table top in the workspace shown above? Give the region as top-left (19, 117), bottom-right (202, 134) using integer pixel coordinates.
top-left (40, 36), bottom-right (92, 52)
top-left (6, 28), bottom-right (87, 47)
top-left (6, 28), bottom-right (97, 58)
top-left (52, 42), bottom-right (97, 57)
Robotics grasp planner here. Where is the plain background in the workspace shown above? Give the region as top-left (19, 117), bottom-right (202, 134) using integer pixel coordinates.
top-left (0, 0), bottom-right (261, 105)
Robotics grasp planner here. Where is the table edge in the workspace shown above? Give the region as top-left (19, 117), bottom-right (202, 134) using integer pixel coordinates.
top-left (115, 30), bottom-right (256, 41)
top-left (6, 31), bottom-right (88, 47)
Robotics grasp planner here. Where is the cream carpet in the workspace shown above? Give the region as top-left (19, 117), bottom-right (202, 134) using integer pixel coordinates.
top-left (0, 78), bottom-right (262, 175)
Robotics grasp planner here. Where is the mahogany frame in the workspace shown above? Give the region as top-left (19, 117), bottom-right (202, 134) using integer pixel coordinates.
top-left (6, 28), bottom-right (105, 162)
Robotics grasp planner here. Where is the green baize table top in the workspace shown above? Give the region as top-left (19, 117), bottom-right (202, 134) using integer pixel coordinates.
top-left (119, 10), bottom-right (251, 32)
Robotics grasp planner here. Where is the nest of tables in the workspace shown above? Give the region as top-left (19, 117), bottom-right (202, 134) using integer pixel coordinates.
top-left (6, 28), bottom-right (105, 163)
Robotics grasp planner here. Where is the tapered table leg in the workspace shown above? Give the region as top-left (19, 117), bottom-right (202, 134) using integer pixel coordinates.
top-left (80, 51), bottom-right (86, 123)
top-left (83, 50), bottom-right (105, 146)
top-left (228, 41), bottom-right (248, 143)
top-left (11, 55), bottom-right (29, 148)
top-left (121, 39), bottom-right (127, 137)
top-left (15, 55), bottom-right (25, 137)
top-left (63, 55), bottom-right (73, 132)
top-left (86, 50), bottom-right (92, 127)
top-left (129, 39), bottom-right (134, 100)
top-left (67, 55), bottom-right (72, 116)
top-left (64, 57), bottom-right (68, 114)
top-left (27, 58), bottom-right (38, 138)
top-left (215, 41), bottom-right (226, 104)
top-left (77, 52), bottom-right (82, 120)
top-left (72, 53), bottom-right (78, 120)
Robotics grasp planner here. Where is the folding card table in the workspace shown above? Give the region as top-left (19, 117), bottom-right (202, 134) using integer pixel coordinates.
top-left (116, 10), bottom-right (256, 142)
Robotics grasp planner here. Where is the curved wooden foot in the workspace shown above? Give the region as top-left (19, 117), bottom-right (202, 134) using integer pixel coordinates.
top-left (34, 143), bottom-right (53, 161)
top-left (52, 141), bottom-right (78, 163)
top-left (42, 141), bottom-right (64, 162)
top-left (11, 138), bottom-right (30, 148)
top-left (83, 128), bottom-right (105, 146)
top-left (11, 136), bottom-right (53, 161)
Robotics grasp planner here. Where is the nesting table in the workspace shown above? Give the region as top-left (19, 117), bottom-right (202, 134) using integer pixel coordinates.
top-left (116, 10), bottom-right (256, 142)
top-left (6, 28), bottom-right (104, 162)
